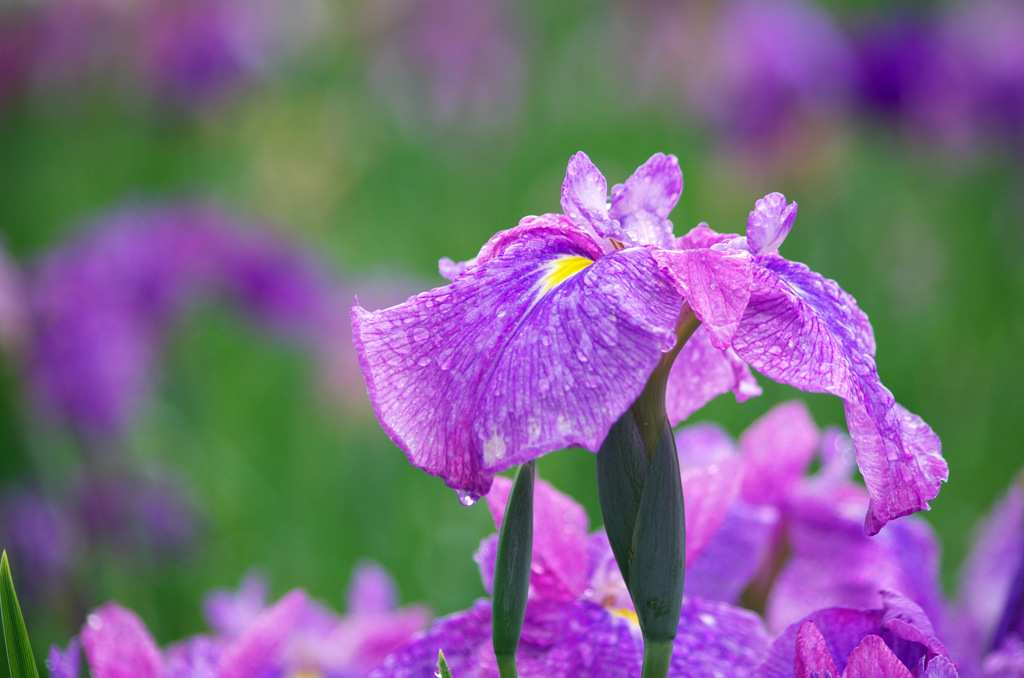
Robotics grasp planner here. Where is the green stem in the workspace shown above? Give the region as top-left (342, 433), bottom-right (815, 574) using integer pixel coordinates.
top-left (496, 653), bottom-right (520, 678)
top-left (640, 639), bottom-right (674, 678)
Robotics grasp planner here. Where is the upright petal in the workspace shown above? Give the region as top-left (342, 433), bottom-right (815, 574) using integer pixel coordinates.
top-left (354, 228), bottom-right (681, 499)
top-left (608, 153), bottom-right (683, 248)
top-left (347, 560), bottom-right (399, 614)
top-left (485, 476), bottom-right (590, 601)
top-left (218, 589), bottom-right (308, 678)
top-left (81, 603), bottom-right (164, 678)
top-left (46, 638), bottom-right (82, 678)
top-left (843, 635), bottom-right (915, 678)
top-left (746, 193), bottom-right (797, 256)
top-left (739, 401), bottom-right (820, 507)
top-left (793, 621), bottom-right (839, 678)
top-left (560, 152), bottom-right (624, 244)
top-left (732, 258), bottom-right (946, 533)
top-left (681, 455), bottom-right (744, 565)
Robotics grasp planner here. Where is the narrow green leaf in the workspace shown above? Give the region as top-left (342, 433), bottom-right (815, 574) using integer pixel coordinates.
top-left (492, 460), bottom-right (535, 673)
top-left (1, 551), bottom-right (40, 678)
top-left (437, 649), bottom-right (454, 678)
top-left (628, 420), bottom-right (686, 644)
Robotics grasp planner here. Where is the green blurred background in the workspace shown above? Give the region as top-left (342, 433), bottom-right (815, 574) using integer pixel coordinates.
top-left (0, 0), bottom-right (1021, 660)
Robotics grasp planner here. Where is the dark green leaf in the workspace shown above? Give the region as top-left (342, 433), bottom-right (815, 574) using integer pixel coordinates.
top-left (628, 421), bottom-right (685, 643)
top-left (492, 460), bottom-right (535, 663)
top-left (1, 551), bottom-right (40, 678)
top-left (595, 408), bottom-right (649, 585)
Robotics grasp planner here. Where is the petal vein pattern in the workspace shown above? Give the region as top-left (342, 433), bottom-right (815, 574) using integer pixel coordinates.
top-left (353, 229), bottom-right (681, 499)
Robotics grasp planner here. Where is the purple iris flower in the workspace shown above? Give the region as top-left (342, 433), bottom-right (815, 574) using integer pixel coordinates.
top-left (27, 203), bottom-right (342, 436)
top-left (755, 591), bottom-right (957, 678)
top-left (353, 151), bottom-right (946, 534)
top-left (50, 561), bottom-right (429, 677)
top-left (371, 475), bottom-right (772, 677)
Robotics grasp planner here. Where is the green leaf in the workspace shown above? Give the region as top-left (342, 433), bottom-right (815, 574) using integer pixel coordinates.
top-left (491, 460), bottom-right (535, 673)
top-left (628, 420), bottom-right (685, 644)
top-left (1, 551), bottom-right (40, 678)
top-left (437, 649), bottom-right (454, 678)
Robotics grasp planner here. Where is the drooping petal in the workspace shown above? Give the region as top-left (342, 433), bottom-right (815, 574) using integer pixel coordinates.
top-left (793, 621), bottom-right (839, 678)
top-left (354, 227), bottom-right (681, 499)
top-left (732, 257), bottom-right (946, 533)
top-left (739, 401), bottom-right (820, 507)
top-left (685, 501), bottom-right (779, 604)
top-left (843, 635), bottom-right (915, 678)
top-left (665, 326), bottom-right (761, 426)
top-left (746, 193), bottom-right (797, 256)
top-left (672, 597), bottom-right (773, 677)
top-left (879, 590), bottom-right (950, 668)
top-left (919, 655), bottom-right (959, 678)
top-left (218, 589), bottom-right (308, 678)
top-left (485, 476), bottom-right (590, 601)
top-left (80, 603), bottom-right (164, 678)
top-left (367, 600), bottom-right (493, 678)
top-left (608, 152), bottom-right (683, 248)
top-left (652, 246), bottom-right (753, 348)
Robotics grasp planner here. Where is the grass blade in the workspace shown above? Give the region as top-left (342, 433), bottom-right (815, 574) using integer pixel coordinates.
top-left (1, 551), bottom-right (40, 678)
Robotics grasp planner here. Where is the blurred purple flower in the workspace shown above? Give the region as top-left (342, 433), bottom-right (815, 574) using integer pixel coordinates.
top-left (55, 561), bottom-right (429, 677)
top-left (0, 488), bottom-right (75, 598)
top-left (951, 473), bottom-right (1024, 676)
top-left (355, 152), bottom-right (945, 533)
top-left (372, 476), bottom-right (772, 677)
top-left (0, 236), bottom-right (28, 354)
top-left (26, 203), bottom-right (343, 435)
top-left (676, 403), bottom-right (946, 637)
top-left (368, 0), bottom-right (525, 134)
top-left (687, 0), bottom-right (854, 145)
top-left (75, 469), bottom-right (201, 560)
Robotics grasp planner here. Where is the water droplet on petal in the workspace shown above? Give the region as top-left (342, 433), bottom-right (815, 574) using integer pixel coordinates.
top-left (576, 349), bottom-right (589, 363)
top-left (417, 356), bottom-right (432, 367)
top-left (87, 614), bottom-right (103, 630)
top-left (457, 489), bottom-right (479, 506)
top-left (414, 327), bottom-right (430, 342)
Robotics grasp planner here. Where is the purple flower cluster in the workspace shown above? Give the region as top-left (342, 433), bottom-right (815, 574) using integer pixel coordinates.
top-left (50, 404), bottom-right (1022, 676)
top-left (25, 202), bottom-right (343, 435)
top-left (0, 0), bottom-right (318, 110)
top-left (48, 562), bottom-right (430, 678)
top-left (366, 405), bottom-right (1018, 677)
top-left (354, 151), bottom-right (945, 535)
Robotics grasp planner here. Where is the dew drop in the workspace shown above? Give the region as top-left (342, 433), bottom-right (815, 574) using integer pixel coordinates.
top-left (413, 327), bottom-right (430, 342)
top-left (456, 490), bottom-right (479, 506)
top-left (438, 348), bottom-right (455, 371)
top-left (576, 349), bottom-right (589, 363)
top-left (87, 614), bottom-right (103, 630)
top-left (417, 356), bottom-right (432, 367)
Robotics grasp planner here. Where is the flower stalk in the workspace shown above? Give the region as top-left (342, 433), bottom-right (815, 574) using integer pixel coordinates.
top-left (596, 304), bottom-right (699, 678)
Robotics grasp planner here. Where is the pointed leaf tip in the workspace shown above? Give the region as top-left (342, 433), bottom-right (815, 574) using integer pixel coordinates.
top-left (1, 551), bottom-right (41, 678)
top-left (437, 650), bottom-right (454, 678)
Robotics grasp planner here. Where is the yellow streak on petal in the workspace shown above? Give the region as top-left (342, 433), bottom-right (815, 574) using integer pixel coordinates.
top-left (539, 255), bottom-right (593, 294)
top-left (610, 607), bottom-right (640, 626)
top-left (289, 671), bottom-right (322, 678)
